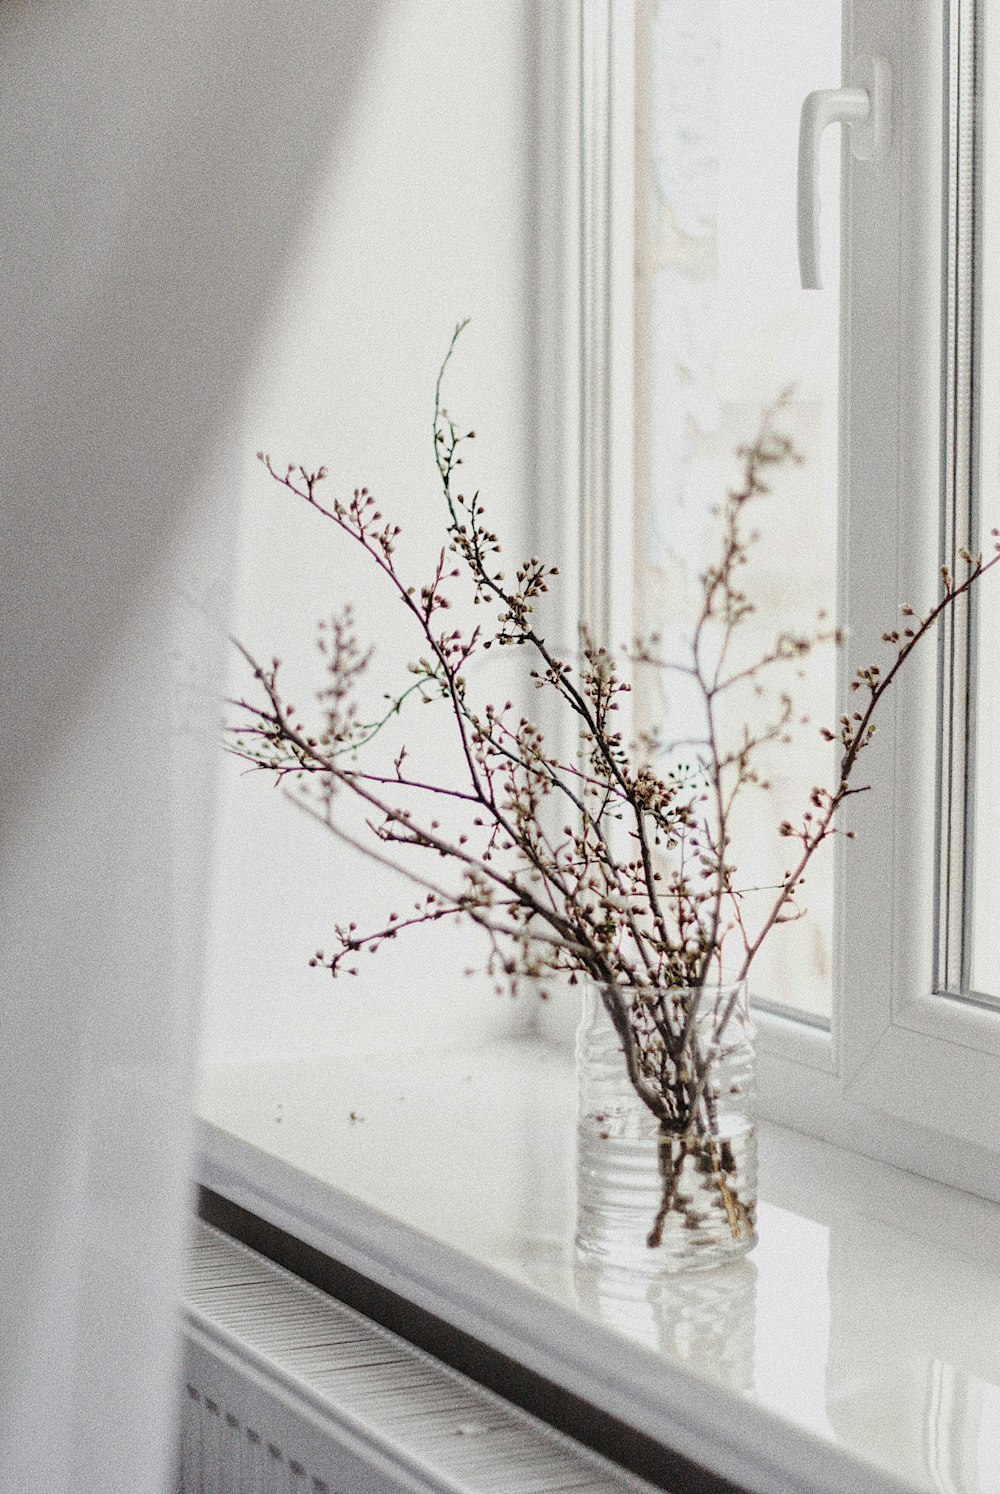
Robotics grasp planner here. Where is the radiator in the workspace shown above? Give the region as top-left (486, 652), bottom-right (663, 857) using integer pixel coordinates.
top-left (178, 1221), bottom-right (663, 1494)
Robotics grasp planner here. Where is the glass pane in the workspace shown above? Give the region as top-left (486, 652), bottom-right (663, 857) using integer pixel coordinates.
top-left (634, 0), bottom-right (842, 1022)
top-left (970, 1), bottom-right (1000, 997)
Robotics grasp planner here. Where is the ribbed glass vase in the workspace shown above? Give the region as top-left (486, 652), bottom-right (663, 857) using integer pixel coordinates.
top-left (575, 981), bottom-right (757, 1274)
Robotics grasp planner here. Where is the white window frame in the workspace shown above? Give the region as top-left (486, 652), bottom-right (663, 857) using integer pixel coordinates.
top-left (590, 0), bottom-right (1000, 1193)
top-left (834, 0), bottom-right (1000, 1162)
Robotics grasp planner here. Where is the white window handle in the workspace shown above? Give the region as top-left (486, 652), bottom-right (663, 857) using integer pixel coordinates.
top-left (797, 56), bottom-right (892, 289)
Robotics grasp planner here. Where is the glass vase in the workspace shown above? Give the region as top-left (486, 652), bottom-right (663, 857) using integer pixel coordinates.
top-left (575, 980), bottom-right (757, 1274)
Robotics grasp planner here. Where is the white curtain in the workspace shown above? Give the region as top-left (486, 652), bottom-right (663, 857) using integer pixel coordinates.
top-left (0, 4), bottom-right (383, 1490)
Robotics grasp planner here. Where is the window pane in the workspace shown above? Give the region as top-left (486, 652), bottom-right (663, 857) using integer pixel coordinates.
top-left (634, 0), bottom-right (841, 1022)
top-left (970, 1), bottom-right (1000, 998)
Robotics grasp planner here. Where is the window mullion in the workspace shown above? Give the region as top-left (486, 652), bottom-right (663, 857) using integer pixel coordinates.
top-left (935, 0), bottom-right (981, 1000)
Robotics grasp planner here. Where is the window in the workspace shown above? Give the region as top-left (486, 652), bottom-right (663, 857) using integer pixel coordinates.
top-left (820, 0), bottom-right (1000, 1166)
top-left (971, 1), bottom-right (1000, 1001)
top-left (608, 0), bottom-right (1000, 1184)
top-left (632, 0), bottom-right (841, 1027)
top-left (202, 4), bottom-right (546, 1067)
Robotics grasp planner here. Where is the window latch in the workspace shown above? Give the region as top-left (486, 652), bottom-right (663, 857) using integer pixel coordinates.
top-left (797, 56), bottom-right (892, 289)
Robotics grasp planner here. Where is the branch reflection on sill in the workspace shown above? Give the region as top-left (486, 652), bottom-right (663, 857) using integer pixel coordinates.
top-left (574, 1259), bottom-right (757, 1396)
top-left (199, 1040), bottom-right (1000, 1494)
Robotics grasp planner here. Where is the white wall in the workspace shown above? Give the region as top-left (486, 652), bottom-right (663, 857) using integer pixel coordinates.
top-left (200, 3), bottom-right (550, 1067)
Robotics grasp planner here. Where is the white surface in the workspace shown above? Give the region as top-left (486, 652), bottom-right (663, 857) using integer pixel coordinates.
top-left (198, 1034), bottom-right (1000, 1493)
top-left (183, 1221), bottom-right (660, 1494)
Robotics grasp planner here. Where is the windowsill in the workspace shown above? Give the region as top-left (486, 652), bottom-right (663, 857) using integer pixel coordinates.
top-left (196, 1034), bottom-right (1000, 1494)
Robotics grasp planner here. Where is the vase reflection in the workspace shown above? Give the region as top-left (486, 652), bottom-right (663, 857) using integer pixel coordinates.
top-left (573, 1256), bottom-right (757, 1397)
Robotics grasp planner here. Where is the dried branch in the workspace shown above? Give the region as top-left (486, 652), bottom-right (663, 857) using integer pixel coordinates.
top-left (228, 325), bottom-right (1000, 1247)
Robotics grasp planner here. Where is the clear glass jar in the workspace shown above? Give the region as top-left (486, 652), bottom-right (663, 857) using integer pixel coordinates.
top-left (575, 980), bottom-right (757, 1274)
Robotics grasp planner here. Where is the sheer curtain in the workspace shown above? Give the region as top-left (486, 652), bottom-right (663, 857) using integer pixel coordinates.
top-left (0, 5), bottom-right (383, 1490)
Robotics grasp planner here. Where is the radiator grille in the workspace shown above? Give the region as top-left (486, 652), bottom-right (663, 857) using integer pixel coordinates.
top-left (179, 1381), bottom-right (332, 1493)
top-left (179, 1222), bottom-right (663, 1494)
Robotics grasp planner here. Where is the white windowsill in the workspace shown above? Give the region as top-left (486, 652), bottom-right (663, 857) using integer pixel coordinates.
top-left (196, 1034), bottom-right (1000, 1494)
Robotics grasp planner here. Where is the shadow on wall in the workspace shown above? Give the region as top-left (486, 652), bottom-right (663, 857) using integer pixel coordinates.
top-left (0, 0), bottom-right (387, 807)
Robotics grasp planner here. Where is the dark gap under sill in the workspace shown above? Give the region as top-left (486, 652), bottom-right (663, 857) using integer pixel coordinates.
top-left (196, 1184), bottom-right (751, 1494)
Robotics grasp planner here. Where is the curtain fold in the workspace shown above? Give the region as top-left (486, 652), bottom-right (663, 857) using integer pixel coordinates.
top-left (0, 5), bottom-right (383, 1489)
